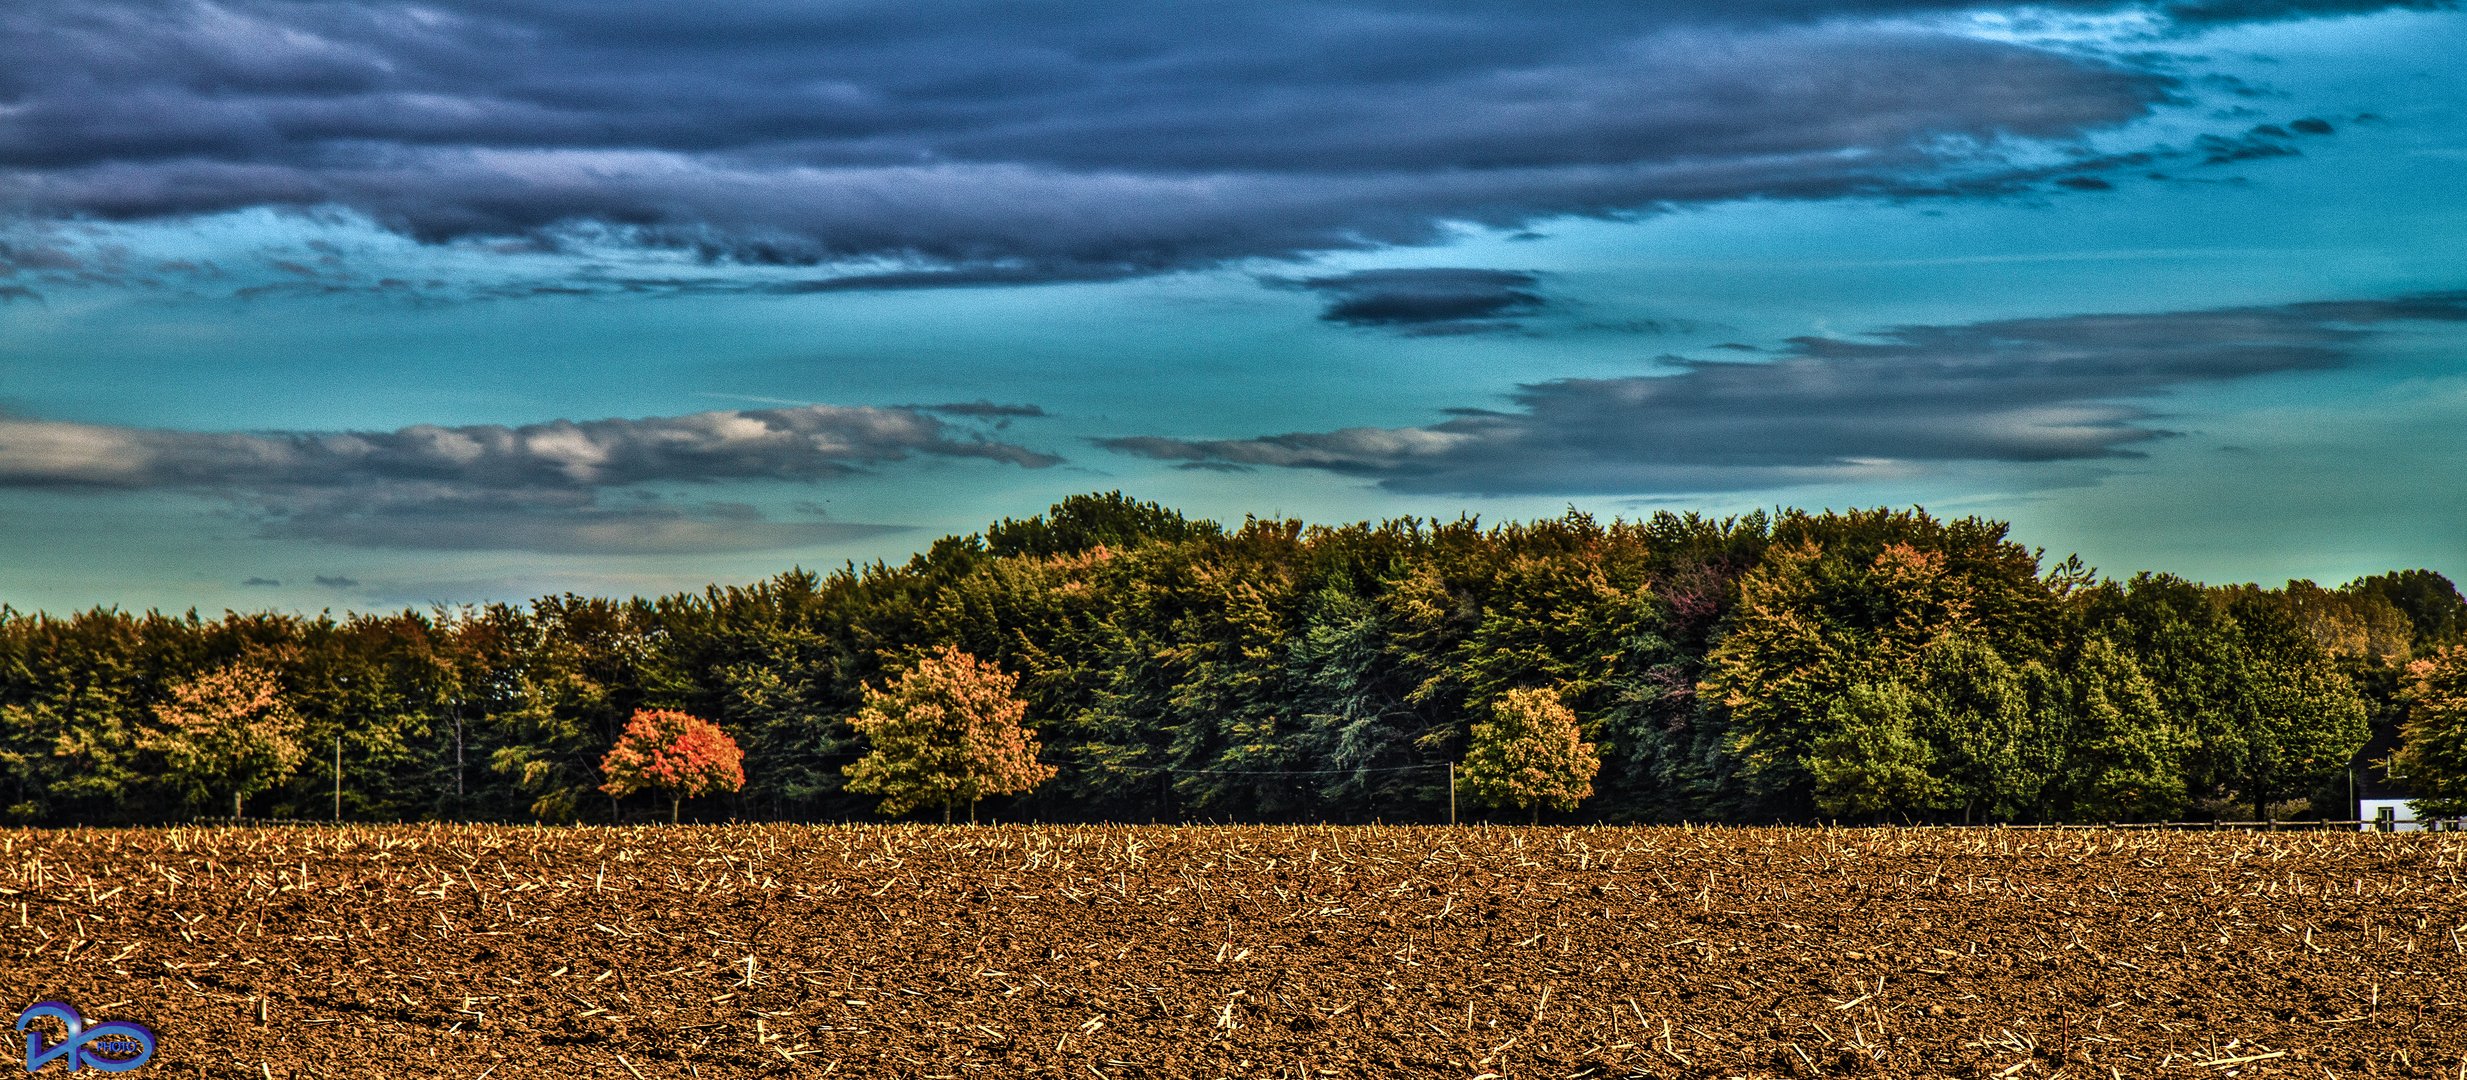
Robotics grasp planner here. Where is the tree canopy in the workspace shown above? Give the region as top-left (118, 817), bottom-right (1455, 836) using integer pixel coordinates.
top-left (2391, 646), bottom-right (2467, 817)
top-left (598, 708), bottom-right (746, 823)
top-left (146, 661), bottom-right (307, 819)
top-left (1460, 687), bottom-right (1598, 822)
top-left (843, 645), bottom-right (1054, 823)
top-left (0, 493), bottom-right (2432, 825)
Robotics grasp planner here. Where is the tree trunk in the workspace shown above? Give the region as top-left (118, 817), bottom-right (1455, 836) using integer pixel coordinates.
top-left (672, 794), bottom-right (682, 825)
top-left (1530, 804), bottom-right (1539, 826)
top-left (233, 789), bottom-right (244, 820)
top-left (970, 799), bottom-right (978, 826)
top-left (943, 802), bottom-right (952, 825)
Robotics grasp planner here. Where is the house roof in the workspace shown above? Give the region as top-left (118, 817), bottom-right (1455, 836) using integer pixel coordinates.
top-left (2352, 721), bottom-right (2413, 801)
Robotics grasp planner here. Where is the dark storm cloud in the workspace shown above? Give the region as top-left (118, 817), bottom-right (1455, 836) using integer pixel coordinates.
top-left (0, 240), bottom-right (88, 274)
top-left (0, 402), bottom-right (1058, 552)
top-left (766, 267), bottom-right (1147, 293)
top-left (913, 402), bottom-right (1048, 419)
top-left (1273, 269), bottom-right (1548, 333)
top-left (2194, 123), bottom-right (2315, 165)
top-left (0, 0), bottom-right (2240, 277)
top-left (1101, 292), bottom-right (2467, 495)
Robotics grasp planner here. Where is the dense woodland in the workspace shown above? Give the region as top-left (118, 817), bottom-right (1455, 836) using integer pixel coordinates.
top-left (3, 494), bottom-right (2462, 826)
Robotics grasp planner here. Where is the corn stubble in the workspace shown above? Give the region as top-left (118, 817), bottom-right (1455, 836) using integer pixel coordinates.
top-left (4, 824), bottom-right (2463, 1078)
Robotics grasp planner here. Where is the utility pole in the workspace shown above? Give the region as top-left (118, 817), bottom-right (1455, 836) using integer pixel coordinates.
top-left (1448, 762), bottom-right (1457, 826)
top-left (333, 736), bottom-right (342, 822)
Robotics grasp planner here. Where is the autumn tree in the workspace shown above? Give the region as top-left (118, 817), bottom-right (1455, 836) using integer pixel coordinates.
top-left (2278, 580), bottom-right (2414, 668)
top-left (2347, 570), bottom-right (2467, 650)
top-left (147, 663), bottom-right (307, 819)
top-left (844, 645), bottom-right (1054, 823)
top-left (598, 708), bottom-right (746, 823)
top-left (1460, 687), bottom-right (1599, 823)
top-left (2391, 646), bottom-right (2467, 817)
top-left (983, 491), bottom-right (1219, 557)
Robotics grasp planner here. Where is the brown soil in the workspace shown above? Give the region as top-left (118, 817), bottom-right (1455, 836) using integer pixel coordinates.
top-left (4, 824), bottom-right (2462, 1078)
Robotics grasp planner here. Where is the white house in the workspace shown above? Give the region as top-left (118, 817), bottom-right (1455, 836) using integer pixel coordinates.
top-left (2351, 726), bottom-right (2461, 830)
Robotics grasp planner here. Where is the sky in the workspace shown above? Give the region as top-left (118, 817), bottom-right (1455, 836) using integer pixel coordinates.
top-left (3, 0), bottom-right (2464, 614)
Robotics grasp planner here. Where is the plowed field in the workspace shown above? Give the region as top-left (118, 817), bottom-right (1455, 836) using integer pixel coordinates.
top-left (5, 824), bottom-right (2463, 1078)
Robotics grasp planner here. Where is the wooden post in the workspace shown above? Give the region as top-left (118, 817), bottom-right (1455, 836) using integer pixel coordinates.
top-left (1448, 762), bottom-right (1457, 826)
top-left (333, 736), bottom-right (342, 822)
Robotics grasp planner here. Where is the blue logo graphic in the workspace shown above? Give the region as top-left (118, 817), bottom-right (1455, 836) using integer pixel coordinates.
top-left (14, 1002), bottom-right (155, 1073)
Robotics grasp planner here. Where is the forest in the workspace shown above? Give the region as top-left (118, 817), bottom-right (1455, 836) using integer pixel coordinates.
top-left (3, 493), bottom-right (2461, 827)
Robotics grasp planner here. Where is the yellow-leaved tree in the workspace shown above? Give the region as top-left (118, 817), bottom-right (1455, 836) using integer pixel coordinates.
top-left (1460, 686), bottom-right (1598, 824)
top-left (844, 646), bottom-right (1055, 823)
top-left (147, 662), bottom-right (307, 820)
top-left (2393, 645), bottom-right (2467, 818)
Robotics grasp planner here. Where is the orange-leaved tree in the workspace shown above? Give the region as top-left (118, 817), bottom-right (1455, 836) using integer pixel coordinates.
top-left (147, 662), bottom-right (308, 820)
top-left (599, 709), bottom-right (746, 823)
top-left (844, 645), bottom-right (1055, 823)
top-left (1460, 686), bottom-right (1599, 824)
top-left (2393, 645), bottom-right (2467, 818)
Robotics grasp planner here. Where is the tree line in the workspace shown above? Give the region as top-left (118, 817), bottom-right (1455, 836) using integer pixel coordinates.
top-left (3, 493), bottom-right (2462, 826)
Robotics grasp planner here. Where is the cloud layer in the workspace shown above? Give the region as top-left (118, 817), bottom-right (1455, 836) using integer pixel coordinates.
top-left (0, 0), bottom-right (2233, 278)
top-left (0, 403), bottom-right (1056, 552)
top-left (1271, 268), bottom-right (1549, 335)
top-left (1103, 293), bottom-right (2467, 494)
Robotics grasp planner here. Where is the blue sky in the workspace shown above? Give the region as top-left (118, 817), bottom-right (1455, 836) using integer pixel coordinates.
top-left (3, 0), bottom-right (2464, 613)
